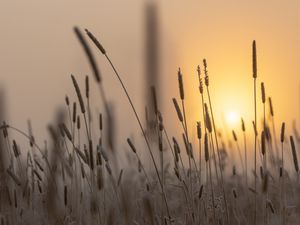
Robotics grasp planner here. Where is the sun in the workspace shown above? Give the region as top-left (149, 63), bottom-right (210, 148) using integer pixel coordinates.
top-left (225, 110), bottom-right (240, 127)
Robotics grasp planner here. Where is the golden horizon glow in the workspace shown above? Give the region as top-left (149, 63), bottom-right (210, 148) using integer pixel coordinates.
top-left (225, 110), bottom-right (240, 128)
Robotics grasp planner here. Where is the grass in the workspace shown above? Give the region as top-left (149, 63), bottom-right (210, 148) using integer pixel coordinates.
top-left (0, 28), bottom-right (299, 225)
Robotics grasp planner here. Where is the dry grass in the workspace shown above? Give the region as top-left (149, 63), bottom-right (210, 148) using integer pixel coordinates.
top-left (0, 29), bottom-right (299, 225)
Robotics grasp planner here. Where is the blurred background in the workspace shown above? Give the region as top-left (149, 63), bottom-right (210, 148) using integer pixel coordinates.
top-left (0, 0), bottom-right (300, 151)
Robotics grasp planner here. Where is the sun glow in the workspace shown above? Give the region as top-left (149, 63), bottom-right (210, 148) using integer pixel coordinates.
top-left (225, 110), bottom-right (240, 127)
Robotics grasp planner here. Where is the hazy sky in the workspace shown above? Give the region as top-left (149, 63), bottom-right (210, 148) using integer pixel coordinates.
top-left (1, 0), bottom-right (300, 146)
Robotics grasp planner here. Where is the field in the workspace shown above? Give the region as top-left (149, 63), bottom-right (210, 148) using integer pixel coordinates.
top-left (0, 27), bottom-right (299, 225)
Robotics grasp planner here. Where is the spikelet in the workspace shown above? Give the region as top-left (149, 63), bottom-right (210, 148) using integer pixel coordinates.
top-left (12, 140), bottom-right (20, 158)
top-left (77, 115), bottom-right (81, 130)
top-left (267, 199), bottom-right (275, 214)
top-left (178, 68), bottom-right (184, 100)
top-left (252, 40), bottom-right (257, 78)
top-left (65, 95), bottom-right (70, 106)
top-left (117, 169), bottom-right (123, 186)
top-left (197, 65), bottom-right (201, 77)
top-left (84, 144), bottom-right (90, 164)
top-left (197, 122), bottom-right (201, 139)
top-left (159, 135), bottom-right (163, 152)
top-left (85, 75), bottom-right (89, 98)
top-left (105, 163), bottom-right (112, 175)
top-left (33, 169), bottom-right (42, 181)
top-left (34, 159), bottom-right (44, 172)
top-left (182, 133), bottom-right (189, 156)
top-left (232, 130), bottom-right (237, 142)
top-left (151, 86), bottom-right (158, 115)
top-left (233, 166), bottom-right (236, 176)
top-left (60, 123), bottom-right (72, 141)
top-left (204, 104), bottom-right (212, 133)
top-left (204, 133), bottom-right (209, 162)
top-left (71, 74), bottom-right (85, 114)
top-left (85, 29), bottom-right (106, 54)
top-left (100, 147), bottom-right (109, 162)
top-left (241, 118), bottom-right (245, 132)
top-left (72, 102), bottom-right (77, 123)
top-left (264, 126), bottom-right (271, 142)
top-left (197, 65), bottom-right (204, 94)
top-left (81, 163), bottom-right (85, 179)
top-left (172, 98), bottom-right (183, 122)
top-left (261, 82), bottom-right (266, 103)
top-left (174, 144), bottom-right (179, 162)
top-left (260, 166), bottom-right (264, 179)
top-left (37, 180), bottom-right (42, 194)
top-left (172, 137), bottom-right (180, 154)
top-left (74, 26), bottom-right (101, 83)
top-left (189, 143), bottom-right (194, 159)
top-left (138, 159), bottom-right (142, 173)
top-left (27, 120), bottom-right (35, 147)
top-left (199, 185), bottom-right (204, 199)
top-left (203, 59), bottom-right (209, 86)
top-left (232, 188), bottom-right (238, 199)
top-left (64, 185), bottom-right (68, 206)
top-left (2, 121), bottom-right (8, 138)
top-left (268, 97), bottom-right (274, 116)
top-left (96, 146), bottom-right (102, 166)
top-left (280, 122), bottom-right (285, 143)
top-left (89, 140), bottom-right (94, 170)
top-left (248, 187), bottom-right (257, 194)
top-left (199, 79), bottom-right (204, 94)
top-left (99, 113), bottom-right (103, 131)
top-left (158, 111), bottom-right (164, 131)
top-left (127, 138), bottom-right (136, 153)
top-left (76, 148), bottom-right (87, 164)
top-left (174, 167), bottom-right (181, 180)
top-left (261, 131), bottom-right (266, 155)
top-left (252, 121), bottom-right (258, 137)
top-left (290, 136), bottom-right (299, 173)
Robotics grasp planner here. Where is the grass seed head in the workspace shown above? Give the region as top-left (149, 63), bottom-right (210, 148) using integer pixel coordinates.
top-left (85, 28), bottom-right (106, 55)
top-left (178, 68), bottom-right (184, 100)
top-left (290, 136), bottom-right (299, 172)
top-left (172, 98), bottom-right (183, 122)
top-left (281, 122), bottom-right (285, 143)
top-left (71, 74), bottom-right (86, 114)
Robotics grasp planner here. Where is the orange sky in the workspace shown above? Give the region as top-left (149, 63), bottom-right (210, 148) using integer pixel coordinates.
top-left (0, 0), bottom-right (300, 147)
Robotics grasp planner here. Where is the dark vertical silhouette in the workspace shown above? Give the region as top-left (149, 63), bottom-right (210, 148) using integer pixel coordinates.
top-left (145, 2), bottom-right (160, 133)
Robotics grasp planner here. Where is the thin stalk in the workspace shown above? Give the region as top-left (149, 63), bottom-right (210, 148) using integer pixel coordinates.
top-left (234, 138), bottom-right (245, 176)
top-left (254, 78), bottom-right (257, 225)
top-left (281, 140), bottom-right (285, 225)
top-left (206, 87), bottom-right (229, 224)
top-left (0, 125), bottom-right (57, 190)
top-left (243, 131), bottom-right (248, 188)
top-left (163, 128), bottom-right (175, 161)
top-left (99, 52), bottom-right (171, 219)
top-left (199, 138), bottom-right (202, 185)
top-left (209, 133), bottom-right (220, 182)
top-left (253, 40), bottom-right (258, 225)
top-left (207, 136), bottom-right (217, 225)
top-left (181, 99), bottom-right (192, 192)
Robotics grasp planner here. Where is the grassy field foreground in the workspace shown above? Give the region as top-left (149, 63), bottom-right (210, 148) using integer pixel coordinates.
top-left (0, 27), bottom-right (299, 225)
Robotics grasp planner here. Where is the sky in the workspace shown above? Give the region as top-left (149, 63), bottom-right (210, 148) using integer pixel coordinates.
top-left (0, 0), bottom-right (300, 149)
